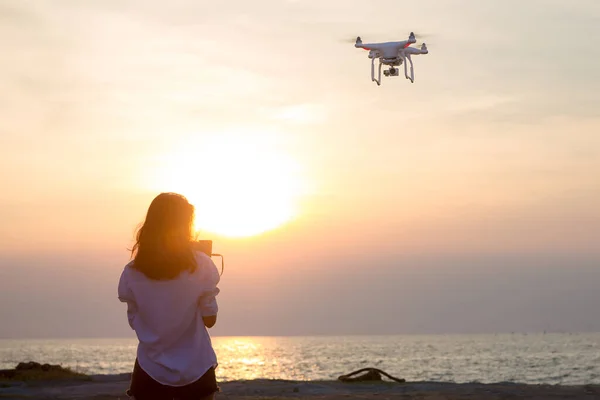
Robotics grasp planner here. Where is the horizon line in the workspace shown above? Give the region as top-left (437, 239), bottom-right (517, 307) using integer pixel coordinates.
top-left (1, 330), bottom-right (598, 341)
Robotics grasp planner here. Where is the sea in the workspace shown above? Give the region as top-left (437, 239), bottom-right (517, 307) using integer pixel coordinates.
top-left (1, 334), bottom-right (599, 386)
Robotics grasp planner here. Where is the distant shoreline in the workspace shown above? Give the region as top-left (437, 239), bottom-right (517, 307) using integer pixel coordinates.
top-left (2, 331), bottom-right (598, 341)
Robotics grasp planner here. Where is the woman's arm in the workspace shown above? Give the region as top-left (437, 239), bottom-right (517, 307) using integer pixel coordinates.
top-left (199, 287), bottom-right (219, 328)
top-left (197, 254), bottom-right (221, 328)
top-left (118, 268), bottom-right (138, 329)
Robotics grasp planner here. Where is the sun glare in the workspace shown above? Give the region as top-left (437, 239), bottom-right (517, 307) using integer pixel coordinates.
top-left (150, 132), bottom-right (306, 238)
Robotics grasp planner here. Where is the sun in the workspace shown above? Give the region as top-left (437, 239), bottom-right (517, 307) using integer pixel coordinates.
top-left (150, 131), bottom-right (306, 238)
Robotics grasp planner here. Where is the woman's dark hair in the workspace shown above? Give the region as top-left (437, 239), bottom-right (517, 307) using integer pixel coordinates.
top-left (130, 192), bottom-right (197, 280)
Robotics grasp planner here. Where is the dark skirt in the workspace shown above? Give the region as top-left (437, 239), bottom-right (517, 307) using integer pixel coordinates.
top-left (127, 359), bottom-right (219, 400)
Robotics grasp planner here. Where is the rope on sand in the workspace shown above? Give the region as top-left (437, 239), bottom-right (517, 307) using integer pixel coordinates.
top-left (338, 368), bottom-right (406, 383)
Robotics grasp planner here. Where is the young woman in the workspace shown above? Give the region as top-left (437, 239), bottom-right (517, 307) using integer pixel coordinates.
top-left (118, 192), bottom-right (221, 400)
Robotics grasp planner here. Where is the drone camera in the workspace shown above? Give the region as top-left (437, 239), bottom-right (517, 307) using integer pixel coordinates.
top-left (384, 67), bottom-right (399, 77)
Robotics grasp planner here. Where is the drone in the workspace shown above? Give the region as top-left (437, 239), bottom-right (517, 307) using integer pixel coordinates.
top-left (354, 32), bottom-right (428, 86)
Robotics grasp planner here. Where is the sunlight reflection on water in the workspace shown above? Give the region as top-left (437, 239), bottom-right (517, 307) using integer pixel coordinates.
top-left (1, 334), bottom-right (599, 385)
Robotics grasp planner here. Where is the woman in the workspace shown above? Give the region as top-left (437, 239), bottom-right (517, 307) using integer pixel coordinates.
top-left (118, 192), bottom-right (221, 400)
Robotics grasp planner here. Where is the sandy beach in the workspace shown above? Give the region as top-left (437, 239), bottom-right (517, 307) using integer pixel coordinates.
top-left (2, 373), bottom-right (599, 400)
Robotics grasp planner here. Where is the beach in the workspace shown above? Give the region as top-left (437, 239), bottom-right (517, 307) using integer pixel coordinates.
top-left (1, 374), bottom-right (599, 400)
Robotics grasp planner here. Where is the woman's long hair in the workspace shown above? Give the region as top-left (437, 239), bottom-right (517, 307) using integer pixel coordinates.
top-left (130, 192), bottom-right (197, 280)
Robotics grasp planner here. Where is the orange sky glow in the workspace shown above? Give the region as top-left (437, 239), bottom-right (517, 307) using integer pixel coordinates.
top-left (1, 0), bottom-right (600, 338)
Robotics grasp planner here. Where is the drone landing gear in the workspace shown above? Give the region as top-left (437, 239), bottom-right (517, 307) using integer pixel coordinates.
top-left (402, 54), bottom-right (415, 83)
top-left (369, 56), bottom-right (415, 85)
top-left (371, 56), bottom-right (382, 86)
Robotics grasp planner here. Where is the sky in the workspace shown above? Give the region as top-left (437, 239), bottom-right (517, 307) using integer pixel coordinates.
top-left (1, 0), bottom-right (600, 339)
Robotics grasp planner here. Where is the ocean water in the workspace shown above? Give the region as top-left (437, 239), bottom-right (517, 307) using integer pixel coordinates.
top-left (1, 334), bottom-right (599, 385)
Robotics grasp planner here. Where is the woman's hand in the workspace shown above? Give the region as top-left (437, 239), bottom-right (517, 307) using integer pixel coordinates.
top-left (202, 315), bottom-right (217, 328)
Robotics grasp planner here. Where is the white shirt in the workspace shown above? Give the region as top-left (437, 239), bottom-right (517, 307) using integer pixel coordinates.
top-left (118, 251), bottom-right (220, 386)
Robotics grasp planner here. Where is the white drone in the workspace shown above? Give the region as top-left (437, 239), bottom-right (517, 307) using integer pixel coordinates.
top-left (354, 32), bottom-right (428, 85)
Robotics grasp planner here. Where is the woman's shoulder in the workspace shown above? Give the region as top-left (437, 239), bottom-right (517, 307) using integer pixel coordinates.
top-left (120, 260), bottom-right (144, 283)
top-left (120, 260), bottom-right (135, 276)
top-left (192, 251), bottom-right (220, 285)
top-left (193, 250), bottom-right (212, 264)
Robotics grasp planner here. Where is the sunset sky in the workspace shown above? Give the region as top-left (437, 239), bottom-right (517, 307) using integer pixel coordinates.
top-left (1, 0), bottom-right (599, 338)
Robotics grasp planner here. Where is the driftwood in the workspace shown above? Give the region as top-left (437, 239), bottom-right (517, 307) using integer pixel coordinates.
top-left (338, 368), bottom-right (406, 383)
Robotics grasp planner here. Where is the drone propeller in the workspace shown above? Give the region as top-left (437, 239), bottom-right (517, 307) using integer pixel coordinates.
top-left (412, 31), bottom-right (433, 39)
top-left (407, 36), bottom-right (431, 47)
top-left (341, 36), bottom-right (365, 44)
top-left (342, 31), bottom-right (433, 45)
top-left (342, 37), bottom-right (356, 43)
